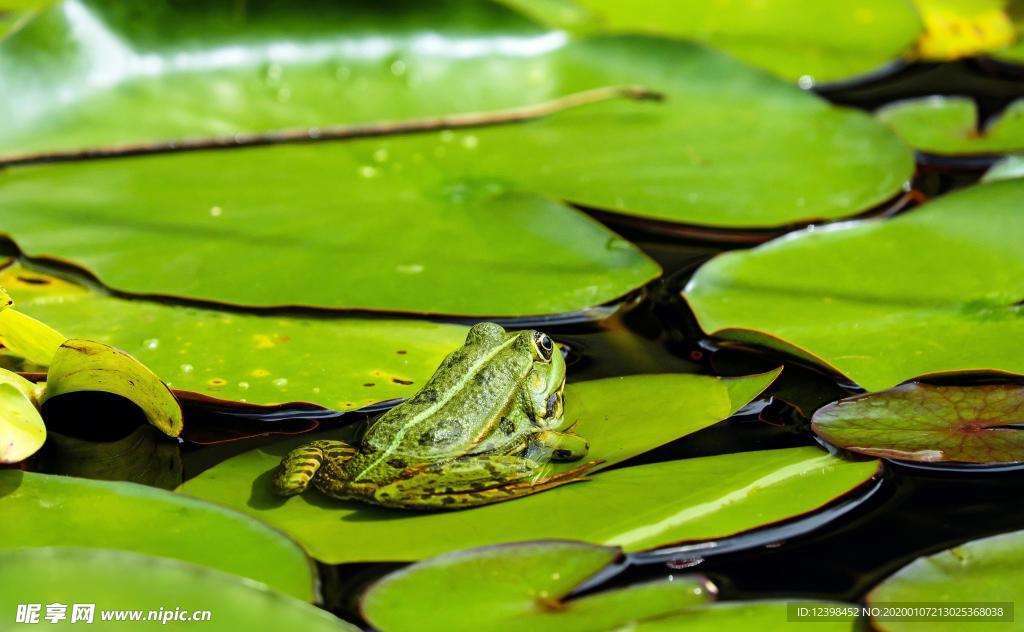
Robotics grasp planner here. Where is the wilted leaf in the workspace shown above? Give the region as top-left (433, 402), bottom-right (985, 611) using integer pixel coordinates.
top-left (0, 368), bottom-right (44, 462)
top-left (43, 339), bottom-right (183, 437)
top-left (912, 0), bottom-right (1016, 60)
top-left (0, 306), bottom-right (66, 366)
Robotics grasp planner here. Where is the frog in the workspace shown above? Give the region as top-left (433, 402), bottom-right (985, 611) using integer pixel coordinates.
top-left (273, 322), bottom-right (598, 509)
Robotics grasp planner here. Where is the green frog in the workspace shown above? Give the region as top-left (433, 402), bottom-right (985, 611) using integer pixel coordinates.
top-left (273, 322), bottom-right (597, 509)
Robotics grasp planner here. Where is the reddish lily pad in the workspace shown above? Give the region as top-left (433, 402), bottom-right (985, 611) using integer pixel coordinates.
top-left (812, 382), bottom-right (1024, 463)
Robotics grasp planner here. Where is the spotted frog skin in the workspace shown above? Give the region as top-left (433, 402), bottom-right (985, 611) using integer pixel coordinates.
top-left (273, 322), bottom-right (597, 509)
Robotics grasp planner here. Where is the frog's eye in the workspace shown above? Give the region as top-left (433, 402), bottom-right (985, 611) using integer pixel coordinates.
top-left (532, 332), bottom-right (554, 362)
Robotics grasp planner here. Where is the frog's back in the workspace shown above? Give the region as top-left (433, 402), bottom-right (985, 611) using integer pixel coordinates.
top-left (362, 323), bottom-right (532, 458)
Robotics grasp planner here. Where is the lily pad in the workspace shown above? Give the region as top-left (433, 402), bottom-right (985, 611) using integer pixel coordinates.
top-left (180, 370), bottom-right (877, 563)
top-left (181, 445), bottom-right (876, 564)
top-left (0, 263), bottom-right (469, 407)
top-left (877, 97), bottom-right (1024, 155)
top-left (911, 0), bottom-right (1016, 60)
top-left (813, 382), bottom-right (1024, 463)
top-left (362, 540), bottom-right (712, 632)
top-left (0, 470), bottom-right (316, 601)
top-left (0, 547), bottom-right (357, 631)
top-left (683, 179), bottom-right (1024, 392)
top-left (505, 0), bottom-right (922, 83)
top-left (0, 368), bottom-right (44, 462)
top-left (43, 339), bottom-right (183, 437)
top-left (0, 3), bottom-right (912, 315)
top-left (867, 529), bottom-right (1024, 631)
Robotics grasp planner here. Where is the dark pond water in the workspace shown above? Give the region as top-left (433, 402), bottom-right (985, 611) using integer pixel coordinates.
top-left (21, 58), bottom-right (1024, 627)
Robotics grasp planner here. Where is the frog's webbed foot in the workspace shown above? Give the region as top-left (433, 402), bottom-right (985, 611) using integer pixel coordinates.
top-left (273, 439), bottom-right (356, 496)
top-left (374, 455), bottom-right (602, 509)
top-left (530, 429), bottom-right (589, 461)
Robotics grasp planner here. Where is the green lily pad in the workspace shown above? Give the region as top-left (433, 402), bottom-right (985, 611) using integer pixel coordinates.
top-left (0, 263), bottom-right (469, 407)
top-left (505, 0), bottom-right (922, 83)
top-left (867, 529), bottom-right (1024, 631)
top-left (0, 470), bottom-right (316, 601)
top-left (180, 369), bottom-right (876, 564)
top-left (43, 339), bottom-right (184, 437)
top-left (683, 179), bottom-right (1024, 392)
top-left (181, 445), bottom-right (875, 564)
top-left (0, 3), bottom-right (912, 315)
top-left (635, 601), bottom-right (856, 631)
top-left (362, 540), bottom-right (712, 632)
top-left (983, 154), bottom-right (1024, 182)
top-left (0, 368), bottom-right (44, 462)
top-left (813, 382), bottom-right (1024, 463)
top-left (0, 547), bottom-right (357, 631)
top-left (877, 97), bottom-right (1024, 155)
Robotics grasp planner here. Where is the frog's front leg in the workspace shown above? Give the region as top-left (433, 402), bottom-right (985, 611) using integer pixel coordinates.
top-left (530, 430), bottom-right (589, 461)
top-left (273, 439), bottom-right (357, 496)
top-left (374, 455), bottom-right (600, 509)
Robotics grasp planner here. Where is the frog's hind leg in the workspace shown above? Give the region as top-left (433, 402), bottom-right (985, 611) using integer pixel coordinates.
top-left (374, 455), bottom-right (602, 509)
top-left (273, 440), bottom-right (356, 496)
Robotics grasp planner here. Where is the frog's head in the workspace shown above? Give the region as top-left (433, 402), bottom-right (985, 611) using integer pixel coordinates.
top-left (521, 329), bottom-right (566, 430)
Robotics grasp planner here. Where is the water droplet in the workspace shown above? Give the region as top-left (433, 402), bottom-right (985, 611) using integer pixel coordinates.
top-left (461, 135), bottom-right (479, 150)
top-left (797, 75), bottom-right (815, 90)
top-left (373, 148), bottom-right (389, 163)
top-left (276, 86), bottom-right (292, 102)
top-left (396, 263), bottom-right (424, 274)
top-left (143, 338), bottom-right (159, 350)
top-left (389, 59), bottom-right (407, 77)
top-left (180, 363), bottom-right (194, 374)
top-left (334, 65), bottom-right (351, 81)
top-left (209, 206), bottom-right (223, 217)
top-left (440, 130), bottom-right (455, 143)
top-left (358, 165), bottom-right (378, 178)
top-left (550, 572), bottom-right (560, 580)
top-left (238, 381), bottom-right (250, 391)
top-left (272, 377), bottom-right (288, 389)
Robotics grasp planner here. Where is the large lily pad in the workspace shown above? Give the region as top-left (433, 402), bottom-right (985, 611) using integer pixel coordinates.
top-left (0, 263), bottom-right (469, 407)
top-left (877, 97), bottom-right (1024, 155)
top-left (180, 371), bottom-right (876, 562)
top-left (0, 547), bottom-right (357, 631)
top-left (813, 382), bottom-right (1024, 463)
top-left (867, 529), bottom-right (1023, 631)
top-left (362, 540), bottom-right (712, 632)
top-left (683, 179), bottom-right (1024, 392)
top-left (0, 3), bottom-right (912, 315)
top-left (517, 0), bottom-right (922, 84)
top-left (0, 470), bottom-right (316, 601)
